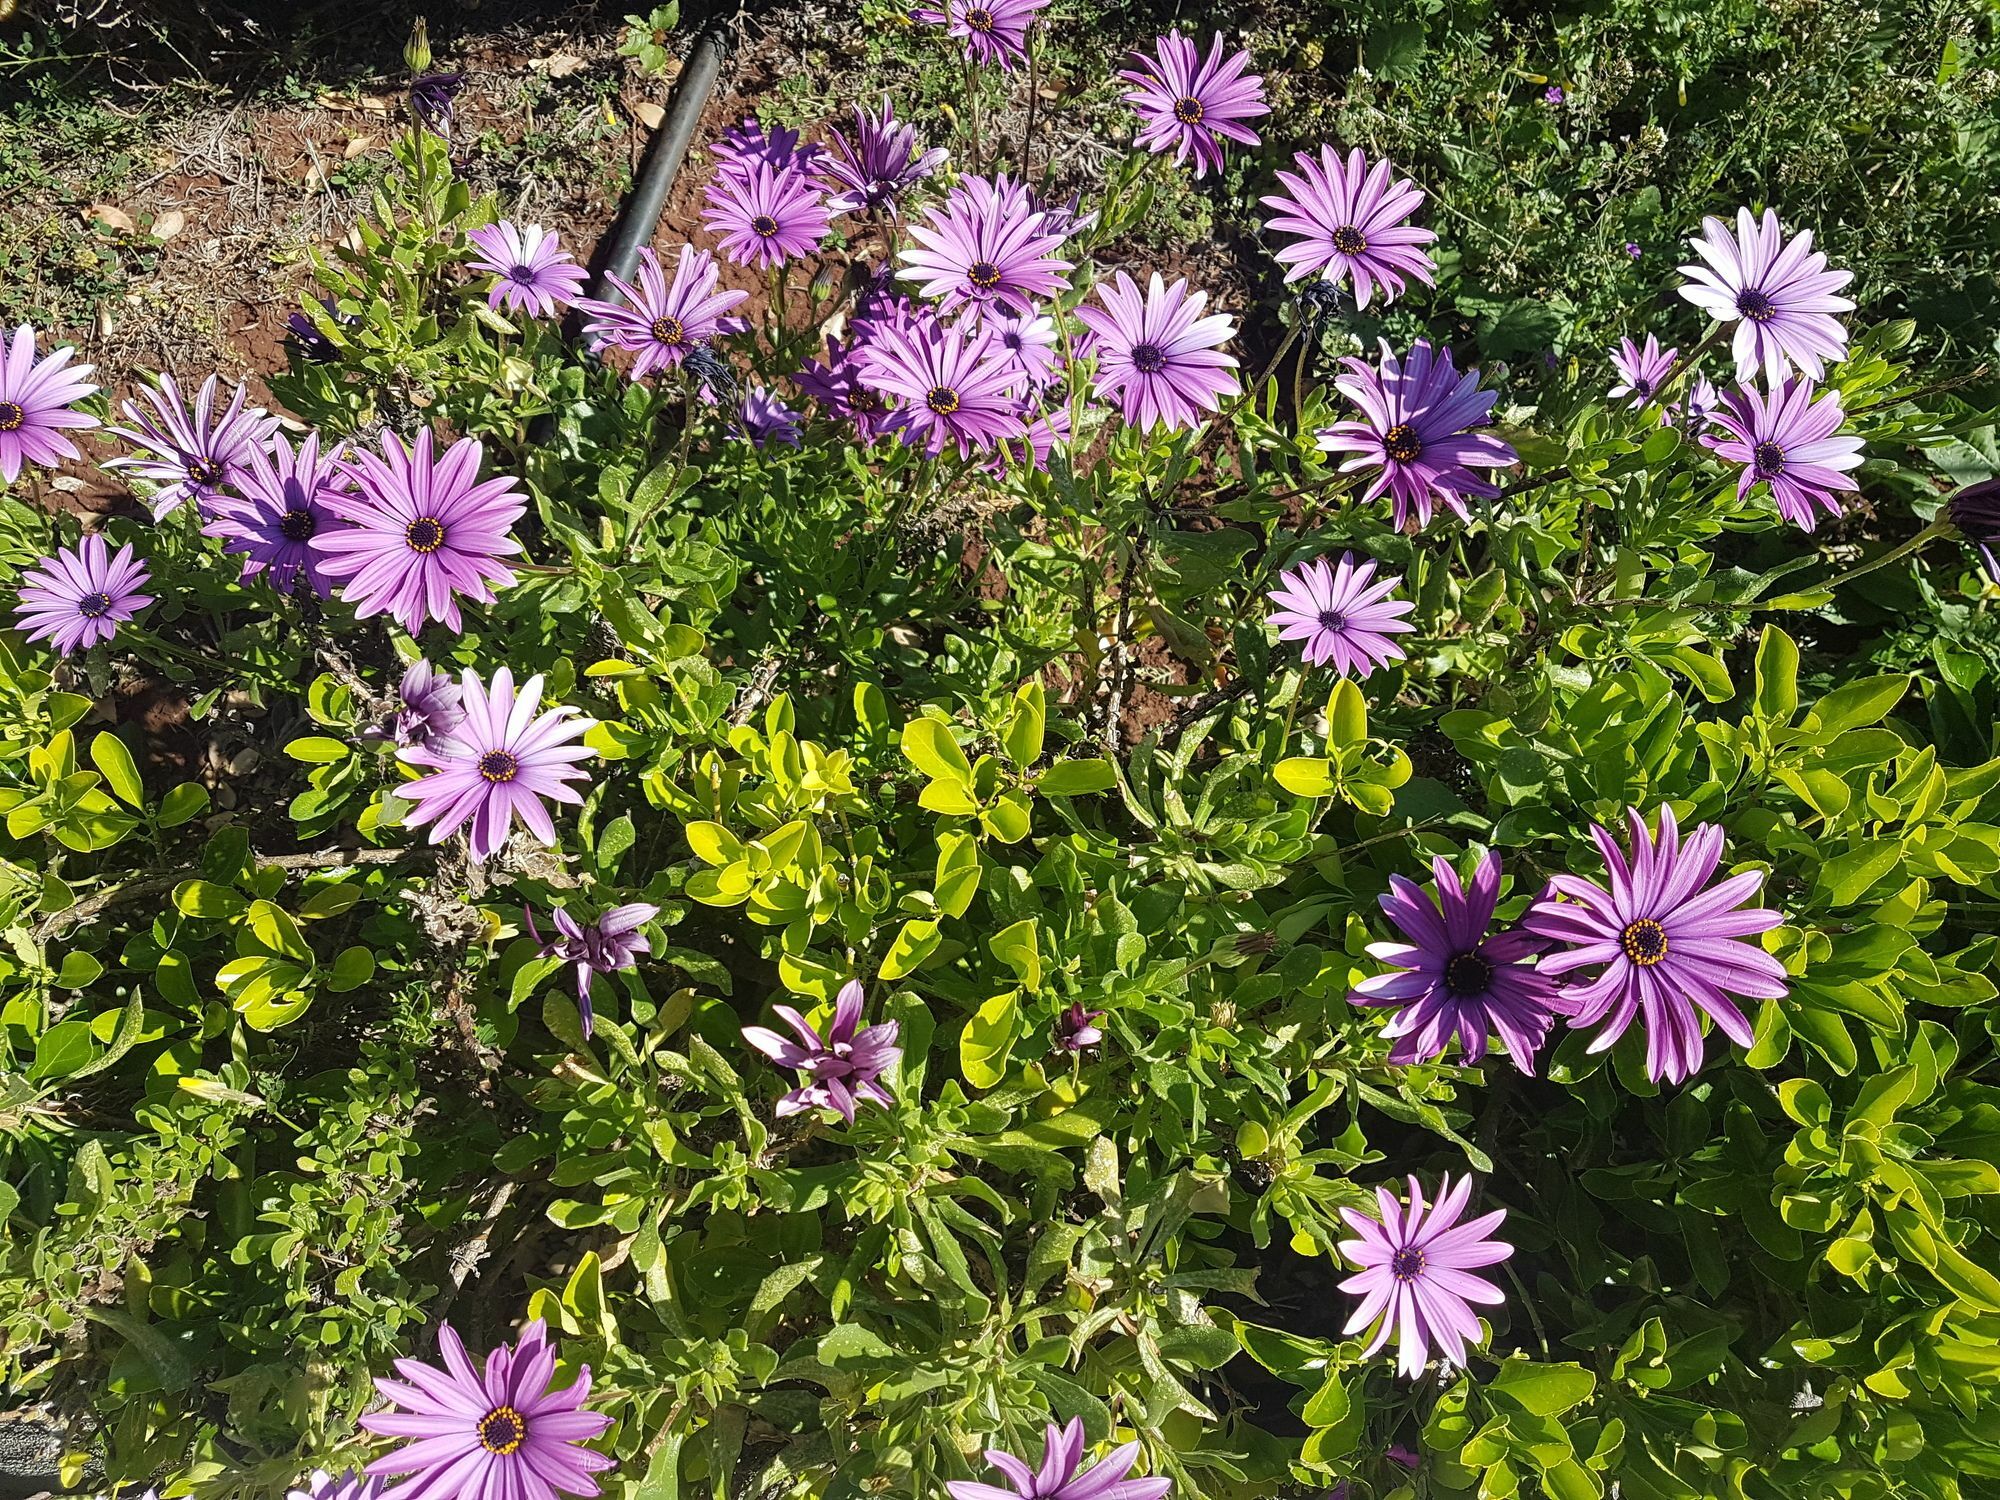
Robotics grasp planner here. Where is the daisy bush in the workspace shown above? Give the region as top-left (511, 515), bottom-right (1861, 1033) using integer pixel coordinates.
top-left (2, 14), bottom-right (2000, 1500)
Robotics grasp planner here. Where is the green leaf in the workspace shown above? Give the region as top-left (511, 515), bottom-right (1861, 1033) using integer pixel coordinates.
top-left (1754, 625), bottom-right (1800, 724)
top-left (1002, 680), bottom-right (1046, 767)
top-left (54, 950), bottom-right (103, 989)
top-left (988, 918), bottom-right (1042, 989)
top-left (1326, 679), bottom-right (1367, 748)
top-left (28, 1019), bottom-right (95, 1080)
top-left (1932, 1238), bottom-right (2000, 1313)
top-left (1812, 840), bottom-right (1902, 908)
top-left (1810, 675), bottom-right (1910, 733)
top-left (174, 879), bottom-right (246, 919)
top-left (1274, 757), bottom-right (1336, 798)
top-left (960, 989), bottom-right (1020, 1090)
top-left (89, 732), bottom-right (145, 809)
top-left (879, 919), bottom-right (941, 980)
top-left (327, 946), bottom-right (376, 992)
top-left (902, 716), bottom-right (970, 783)
top-left (1489, 1359), bottom-right (1597, 1416)
top-left (1037, 758), bottom-right (1116, 796)
top-left (157, 782), bottom-right (209, 827)
top-left (284, 736), bottom-right (352, 764)
top-left (685, 820), bottom-right (745, 866)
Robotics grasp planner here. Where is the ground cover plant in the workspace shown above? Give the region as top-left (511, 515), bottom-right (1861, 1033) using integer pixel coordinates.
top-left (3, 4), bottom-right (2000, 1500)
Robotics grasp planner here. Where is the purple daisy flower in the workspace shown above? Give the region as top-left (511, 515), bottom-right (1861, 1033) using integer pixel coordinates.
top-left (1949, 477), bottom-right (2000, 579)
top-left (994, 401), bottom-right (1070, 474)
top-left (466, 222), bottom-right (589, 318)
top-left (202, 431), bottom-right (348, 598)
top-left (856, 314), bottom-right (1026, 459)
top-left (736, 386), bottom-right (805, 449)
top-left (1542, 84), bottom-right (1565, 104)
top-left (290, 1470), bottom-right (385, 1500)
top-left (0, 324), bottom-right (98, 483)
top-left (13, 533), bottom-right (152, 658)
top-left (578, 245), bottom-right (751, 381)
top-left (796, 337), bottom-right (896, 440)
top-left (317, 429), bottom-right (526, 636)
top-left (820, 97), bottom-right (949, 217)
top-left (1261, 147), bottom-right (1437, 305)
top-left (1265, 552), bottom-right (1414, 677)
top-left (912, 0), bottom-right (1049, 70)
top-left (104, 373), bottom-right (279, 518)
top-left (1120, 33), bottom-right (1269, 179)
top-left (946, 1418), bottom-right (1170, 1500)
top-left (1052, 1003), bottom-right (1105, 1052)
top-left (1075, 270), bottom-right (1238, 433)
top-left (1703, 379), bottom-right (1864, 532)
top-left (1624, 241), bottom-right (1643, 260)
top-left (1678, 208), bottom-right (1854, 383)
top-left (1349, 850), bottom-right (1564, 1073)
top-left (527, 902), bottom-right (660, 1035)
top-left (360, 1318), bottom-right (613, 1500)
top-left (701, 161), bottom-right (831, 269)
top-left (983, 308), bottom-right (1061, 390)
top-left (1607, 334), bottom-right (1677, 408)
top-left (1317, 340), bottom-right (1518, 532)
top-left (366, 658), bottom-right (467, 749)
top-left (742, 979), bottom-right (902, 1123)
top-left (1338, 1174), bottom-right (1511, 1379)
top-left (1524, 806), bottom-right (1788, 1085)
top-left (712, 117), bottom-right (821, 182)
top-left (287, 307), bottom-right (342, 364)
top-left (396, 666), bottom-right (596, 863)
top-left (899, 173), bottom-right (1072, 316)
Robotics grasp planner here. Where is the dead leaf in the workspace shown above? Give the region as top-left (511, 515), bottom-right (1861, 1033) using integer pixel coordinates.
top-left (630, 99), bottom-right (665, 129)
top-left (534, 53), bottom-right (586, 77)
top-left (151, 209), bottom-right (186, 241)
top-left (85, 203), bottom-right (136, 234)
top-left (344, 134), bottom-right (376, 160)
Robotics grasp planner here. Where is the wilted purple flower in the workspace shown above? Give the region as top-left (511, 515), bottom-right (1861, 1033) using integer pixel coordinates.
top-left (286, 306), bottom-right (342, 363)
top-left (821, 97), bottom-right (949, 217)
top-left (202, 431), bottom-right (347, 598)
top-left (797, 337), bottom-right (896, 440)
top-left (682, 344), bottom-right (739, 403)
top-left (702, 162), bottom-right (831, 268)
top-left (467, 222), bottom-right (589, 318)
top-left (409, 71), bottom-right (466, 136)
top-left (289, 1468), bottom-right (384, 1500)
top-left (1703, 379), bottom-right (1863, 532)
top-left (1667, 374), bottom-right (1722, 433)
top-left (1317, 340), bottom-right (1517, 531)
top-left (1678, 208), bottom-right (1854, 383)
top-left (1624, 241), bottom-right (1643, 260)
top-left (1607, 334), bottom-right (1677, 408)
top-left (1349, 850), bottom-right (1564, 1072)
top-left (369, 658), bottom-right (466, 749)
top-left (984, 309), bottom-right (1061, 390)
top-left (1949, 477), bottom-right (2000, 579)
top-left (996, 401), bottom-right (1070, 474)
top-left (857, 315), bottom-right (1026, 459)
top-left (13, 533), bottom-right (152, 657)
top-left (317, 429), bottom-right (526, 635)
top-left (578, 245), bottom-right (750, 381)
top-left (397, 666), bottom-right (596, 863)
top-left (1052, 1003), bottom-right (1105, 1051)
top-left (1032, 189), bottom-right (1099, 244)
top-left (1525, 806), bottom-right (1788, 1085)
top-left (1076, 270), bottom-right (1238, 433)
top-left (104, 373), bottom-right (279, 518)
top-left (742, 979), bottom-right (901, 1123)
top-left (736, 386), bottom-right (805, 449)
top-left (712, 117), bottom-right (821, 181)
top-left (899, 173), bottom-right (1072, 315)
top-left (946, 1418), bottom-right (1169, 1500)
top-left (1266, 553), bottom-right (1414, 677)
top-left (1542, 84), bottom-right (1565, 104)
top-left (528, 902), bottom-right (660, 1035)
top-left (1120, 33), bottom-right (1269, 179)
top-left (1338, 1174), bottom-right (1511, 1379)
top-left (360, 1318), bottom-right (614, 1500)
top-left (1261, 147), bottom-right (1436, 306)
top-left (0, 324), bottom-right (97, 483)
top-left (912, 0), bottom-right (1049, 70)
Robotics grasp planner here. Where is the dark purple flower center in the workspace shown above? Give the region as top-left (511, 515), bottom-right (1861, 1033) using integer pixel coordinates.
top-left (1620, 917), bottom-right (1669, 966)
top-left (926, 385), bottom-right (961, 416)
top-left (404, 516), bottom-right (447, 554)
top-left (1330, 224), bottom-right (1368, 257)
top-left (964, 5), bottom-right (996, 30)
top-left (76, 590), bottom-right (115, 620)
top-left (1383, 422), bottom-right (1424, 463)
top-left (507, 262), bottom-right (535, 282)
top-left (478, 750), bottom-right (521, 784)
top-left (1173, 95), bottom-right (1205, 125)
top-left (186, 457), bottom-right (226, 487)
top-left (1444, 950), bottom-right (1494, 996)
top-left (1130, 342), bottom-right (1167, 375)
top-left (751, 214), bottom-right (781, 238)
top-left (1316, 608), bottom-right (1346, 632)
top-left (1736, 288), bottom-right (1777, 323)
top-left (279, 508), bottom-right (317, 542)
top-left (1390, 1247), bottom-right (1426, 1282)
top-left (477, 1405), bottom-right (527, 1455)
top-left (1631, 377), bottom-right (1653, 397)
top-left (1753, 441), bottom-right (1786, 477)
top-left (967, 259), bottom-right (1003, 291)
top-left (0, 401), bottom-right (24, 432)
top-left (650, 315), bottom-right (687, 347)
top-left (850, 390), bottom-right (882, 413)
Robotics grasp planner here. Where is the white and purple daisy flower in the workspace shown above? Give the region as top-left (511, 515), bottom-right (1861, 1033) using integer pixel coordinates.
top-left (1349, 849), bottom-right (1565, 1073)
top-left (1703, 379), bottom-right (1864, 532)
top-left (0, 324), bottom-right (98, 484)
top-left (1120, 33), bottom-right (1269, 179)
top-left (360, 1318), bottom-right (614, 1500)
top-left (1074, 270), bottom-right (1239, 433)
top-left (203, 431), bottom-right (348, 598)
top-left (1265, 553), bottom-right (1414, 677)
top-left (527, 902), bottom-right (660, 1036)
top-left (1677, 207), bottom-right (1854, 384)
top-left (1525, 805), bottom-right (1788, 1085)
top-left (289, 1468), bottom-right (384, 1500)
top-left (1261, 146), bottom-right (1437, 306)
top-left (1337, 1174), bottom-right (1511, 1379)
top-left (1607, 334), bottom-right (1678, 409)
top-left (736, 386), bottom-right (805, 449)
top-left (1317, 340), bottom-right (1518, 532)
top-left (578, 245), bottom-right (750, 381)
top-left (104, 372), bottom-right (279, 518)
top-left (466, 222), bottom-right (589, 318)
top-left (317, 430), bottom-right (527, 636)
top-left (898, 173), bottom-right (1072, 316)
top-left (945, 1418), bottom-right (1170, 1500)
top-left (820, 97), bottom-right (948, 218)
top-left (856, 314), bottom-right (1026, 459)
top-left (742, 979), bottom-right (902, 1123)
top-left (13, 532), bottom-right (153, 658)
top-left (397, 666), bottom-right (596, 864)
top-left (984, 308), bottom-right (1061, 390)
top-left (701, 161), bottom-right (831, 268)
top-left (911, 0), bottom-right (1050, 70)
top-left (711, 116), bottom-right (822, 182)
